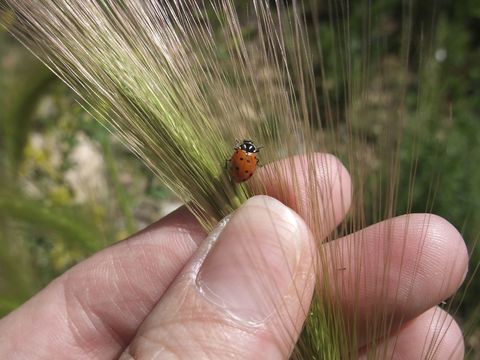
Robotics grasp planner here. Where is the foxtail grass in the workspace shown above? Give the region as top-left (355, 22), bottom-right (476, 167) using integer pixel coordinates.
top-left (1, 0), bottom-right (478, 358)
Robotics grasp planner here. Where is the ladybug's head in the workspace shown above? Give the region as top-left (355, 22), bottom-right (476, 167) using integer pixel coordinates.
top-left (240, 139), bottom-right (257, 153)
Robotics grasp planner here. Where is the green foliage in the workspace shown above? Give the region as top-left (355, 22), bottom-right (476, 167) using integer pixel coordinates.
top-left (0, 40), bottom-right (62, 314)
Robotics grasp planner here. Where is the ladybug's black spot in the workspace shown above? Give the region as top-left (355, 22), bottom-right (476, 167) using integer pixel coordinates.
top-left (245, 170), bottom-right (249, 173)
top-left (240, 157), bottom-right (244, 161)
top-left (248, 173), bottom-right (253, 178)
top-left (235, 166), bottom-right (239, 171)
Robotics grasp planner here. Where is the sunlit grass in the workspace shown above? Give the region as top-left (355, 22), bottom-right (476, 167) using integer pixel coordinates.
top-left (1, 0), bottom-right (479, 358)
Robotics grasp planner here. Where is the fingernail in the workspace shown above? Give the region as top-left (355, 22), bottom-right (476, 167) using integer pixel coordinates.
top-left (196, 195), bottom-right (302, 324)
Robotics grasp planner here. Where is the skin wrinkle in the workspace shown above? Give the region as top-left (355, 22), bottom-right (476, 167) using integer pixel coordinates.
top-left (102, 250), bottom-right (140, 322)
top-left (64, 256), bottom-right (128, 354)
top-left (79, 286), bottom-right (126, 355)
top-left (96, 254), bottom-right (148, 322)
top-left (63, 279), bottom-right (124, 359)
top-left (121, 240), bottom-right (159, 313)
top-left (133, 230), bottom-right (194, 287)
top-left (125, 241), bottom-right (172, 295)
top-left (62, 272), bottom-right (95, 352)
top-left (55, 209), bottom-right (204, 359)
top-left (36, 286), bottom-right (82, 359)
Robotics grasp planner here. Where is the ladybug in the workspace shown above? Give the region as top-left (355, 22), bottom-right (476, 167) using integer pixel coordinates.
top-left (227, 139), bottom-right (260, 183)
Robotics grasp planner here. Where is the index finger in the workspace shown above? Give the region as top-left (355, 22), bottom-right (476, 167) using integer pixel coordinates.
top-left (255, 153), bottom-right (353, 238)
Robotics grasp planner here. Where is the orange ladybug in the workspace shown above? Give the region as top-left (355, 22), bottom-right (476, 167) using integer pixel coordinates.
top-left (228, 139), bottom-right (260, 183)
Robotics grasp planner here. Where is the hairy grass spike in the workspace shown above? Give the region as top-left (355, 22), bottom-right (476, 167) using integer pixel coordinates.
top-left (1, 0), bottom-right (260, 229)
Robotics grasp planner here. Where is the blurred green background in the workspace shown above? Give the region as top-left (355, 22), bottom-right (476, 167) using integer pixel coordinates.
top-left (0, 27), bottom-right (180, 313)
top-left (1, 0), bottom-right (479, 357)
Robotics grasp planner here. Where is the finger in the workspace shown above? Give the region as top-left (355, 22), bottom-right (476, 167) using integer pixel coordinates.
top-left (255, 153), bottom-right (352, 237)
top-left (0, 206), bottom-right (205, 359)
top-left (121, 196), bottom-right (316, 359)
top-left (360, 307), bottom-right (464, 359)
top-left (325, 214), bottom-right (468, 345)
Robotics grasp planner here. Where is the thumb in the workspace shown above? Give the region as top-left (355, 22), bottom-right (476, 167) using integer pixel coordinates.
top-left (121, 195), bottom-right (316, 359)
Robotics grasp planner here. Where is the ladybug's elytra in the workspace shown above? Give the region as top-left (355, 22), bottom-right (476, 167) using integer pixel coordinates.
top-left (228, 139), bottom-right (260, 183)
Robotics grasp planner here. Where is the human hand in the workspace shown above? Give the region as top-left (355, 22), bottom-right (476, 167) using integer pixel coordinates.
top-left (0, 154), bottom-right (468, 359)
